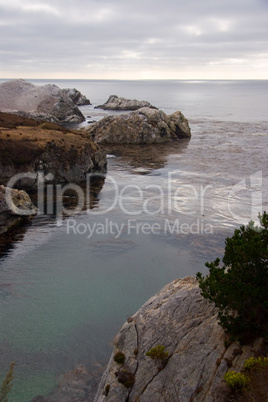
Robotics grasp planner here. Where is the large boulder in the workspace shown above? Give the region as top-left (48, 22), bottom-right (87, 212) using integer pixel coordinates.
top-left (0, 79), bottom-right (88, 124)
top-left (94, 277), bottom-right (263, 402)
top-left (95, 95), bottom-right (156, 111)
top-left (86, 107), bottom-right (191, 144)
top-left (0, 112), bottom-right (107, 188)
top-left (0, 185), bottom-right (37, 234)
top-left (63, 88), bottom-right (91, 106)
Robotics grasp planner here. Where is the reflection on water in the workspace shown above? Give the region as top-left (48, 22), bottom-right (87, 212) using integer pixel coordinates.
top-left (0, 117), bottom-right (267, 401)
top-left (101, 139), bottom-right (190, 172)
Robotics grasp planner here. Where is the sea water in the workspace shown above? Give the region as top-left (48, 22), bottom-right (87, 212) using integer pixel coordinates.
top-left (0, 79), bottom-right (267, 401)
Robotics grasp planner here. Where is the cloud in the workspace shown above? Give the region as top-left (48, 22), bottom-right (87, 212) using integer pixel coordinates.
top-left (0, 0), bottom-right (267, 79)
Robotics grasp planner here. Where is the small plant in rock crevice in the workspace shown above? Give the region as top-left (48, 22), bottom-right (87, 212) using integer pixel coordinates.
top-left (224, 370), bottom-right (249, 390)
top-left (243, 356), bottom-right (268, 370)
top-left (113, 351), bottom-right (126, 364)
top-left (146, 344), bottom-right (169, 361)
top-left (116, 368), bottom-right (135, 388)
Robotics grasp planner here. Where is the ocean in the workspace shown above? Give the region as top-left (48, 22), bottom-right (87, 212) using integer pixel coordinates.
top-left (0, 79), bottom-right (267, 401)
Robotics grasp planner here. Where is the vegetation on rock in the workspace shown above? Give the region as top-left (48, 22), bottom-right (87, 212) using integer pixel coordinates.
top-left (146, 344), bottom-right (169, 361)
top-left (113, 351), bottom-right (126, 364)
top-left (116, 368), bottom-right (135, 388)
top-left (243, 356), bottom-right (268, 370)
top-left (197, 212), bottom-right (268, 344)
top-left (224, 370), bottom-right (249, 390)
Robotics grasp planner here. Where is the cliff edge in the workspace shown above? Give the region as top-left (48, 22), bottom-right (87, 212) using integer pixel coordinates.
top-left (94, 277), bottom-right (263, 402)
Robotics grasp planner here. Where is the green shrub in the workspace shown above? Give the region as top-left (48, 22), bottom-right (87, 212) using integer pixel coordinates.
top-left (0, 361), bottom-right (15, 402)
top-left (224, 370), bottom-right (249, 390)
top-left (243, 356), bottom-right (268, 370)
top-left (114, 351), bottom-right (126, 364)
top-left (146, 344), bottom-right (169, 361)
top-left (196, 212), bottom-right (268, 344)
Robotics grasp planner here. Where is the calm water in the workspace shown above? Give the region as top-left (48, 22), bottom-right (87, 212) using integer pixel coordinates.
top-left (0, 79), bottom-right (267, 401)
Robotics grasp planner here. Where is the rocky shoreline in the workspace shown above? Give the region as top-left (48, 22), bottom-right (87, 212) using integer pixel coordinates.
top-left (0, 110), bottom-right (107, 249)
top-left (0, 81), bottom-right (191, 243)
top-left (0, 81), bottom-right (210, 402)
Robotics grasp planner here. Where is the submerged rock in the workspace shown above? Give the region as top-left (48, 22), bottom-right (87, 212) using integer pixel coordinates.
top-left (86, 107), bottom-right (191, 144)
top-left (0, 79), bottom-right (87, 124)
top-left (95, 95), bottom-right (156, 111)
top-left (94, 277), bottom-right (263, 402)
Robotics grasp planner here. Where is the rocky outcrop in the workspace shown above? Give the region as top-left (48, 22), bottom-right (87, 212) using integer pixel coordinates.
top-left (0, 79), bottom-right (88, 124)
top-left (94, 277), bottom-right (263, 402)
top-left (96, 95), bottom-right (156, 111)
top-left (0, 185), bottom-right (37, 234)
top-left (63, 88), bottom-right (91, 106)
top-left (86, 107), bottom-right (191, 144)
top-left (0, 112), bottom-right (107, 188)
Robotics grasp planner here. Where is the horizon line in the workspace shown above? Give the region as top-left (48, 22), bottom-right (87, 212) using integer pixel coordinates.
top-left (1, 77), bottom-right (268, 81)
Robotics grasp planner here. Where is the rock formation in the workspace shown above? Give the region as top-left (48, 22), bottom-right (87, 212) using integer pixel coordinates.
top-left (0, 79), bottom-right (89, 124)
top-left (0, 185), bottom-right (37, 234)
top-left (94, 277), bottom-right (263, 402)
top-left (63, 88), bottom-right (91, 106)
top-left (95, 95), bottom-right (156, 111)
top-left (86, 107), bottom-right (191, 144)
top-left (0, 112), bottom-right (107, 189)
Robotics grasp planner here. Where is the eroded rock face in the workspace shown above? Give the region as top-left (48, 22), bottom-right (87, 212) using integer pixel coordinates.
top-left (0, 185), bottom-right (37, 234)
top-left (94, 277), bottom-right (263, 402)
top-left (87, 107), bottom-right (191, 144)
top-left (95, 95), bottom-right (156, 111)
top-left (0, 112), bottom-right (107, 188)
top-left (0, 79), bottom-right (87, 123)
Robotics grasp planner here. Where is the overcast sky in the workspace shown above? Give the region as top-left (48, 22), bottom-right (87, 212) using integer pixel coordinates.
top-left (0, 0), bottom-right (267, 80)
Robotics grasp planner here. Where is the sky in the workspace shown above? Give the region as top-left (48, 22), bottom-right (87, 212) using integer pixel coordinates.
top-left (0, 0), bottom-right (268, 80)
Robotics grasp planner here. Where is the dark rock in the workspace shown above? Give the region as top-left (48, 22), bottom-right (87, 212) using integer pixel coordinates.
top-left (95, 95), bottom-right (157, 111)
top-left (63, 88), bottom-right (91, 106)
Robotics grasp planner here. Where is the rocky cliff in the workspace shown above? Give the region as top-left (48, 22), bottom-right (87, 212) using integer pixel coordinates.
top-left (86, 107), bottom-right (191, 144)
top-left (0, 79), bottom-right (89, 124)
top-left (0, 112), bottom-right (107, 188)
top-left (94, 277), bottom-right (263, 402)
top-left (96, 95), bottom-right (156, 111)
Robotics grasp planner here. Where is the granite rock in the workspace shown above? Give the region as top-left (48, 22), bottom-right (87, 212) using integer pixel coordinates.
top-left (94, 277), bottom-right (263, 402)
top-left (87, 107), bottom-right (191, 144)
top-left (0, 79), bottom-right (86, 124)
